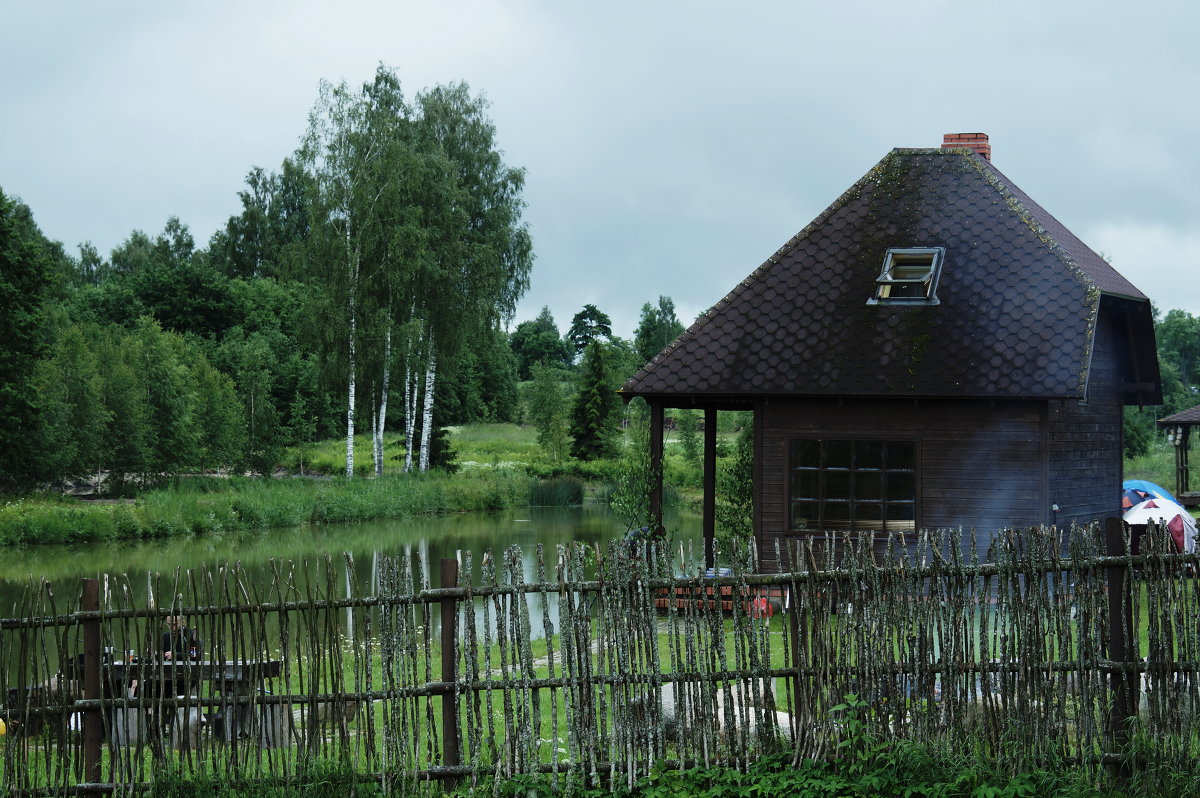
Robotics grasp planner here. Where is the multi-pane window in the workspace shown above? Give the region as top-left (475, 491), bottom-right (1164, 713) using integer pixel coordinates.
top-left (788, 439), bottom-right (916, 532)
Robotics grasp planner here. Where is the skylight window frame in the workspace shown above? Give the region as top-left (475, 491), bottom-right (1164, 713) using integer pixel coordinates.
top-left (867, 246), bottom-right (945, 306)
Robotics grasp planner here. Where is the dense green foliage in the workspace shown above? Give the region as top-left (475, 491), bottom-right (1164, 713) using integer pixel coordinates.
top-left (527, 361), bottom-right (571, 462)
top-left (0, 55), bottom-right (710, 514)
top-left (566, 303), bottom-right (613, 355)
top-left (570, 339), bottom-right (621, 461)
top-left (1124, 307), bottom-right (1200, 459)
top-left (510, 306), bottom-right (573, 379)
top-left (465, 751), bottom-right (1180, 798)
top-left (715, 415), bottom-right (755, 547)
top-left (0, 189), bottom-right (58, 491)
top-left (633, 295), bottom-right (684, 365)
top-left (145, 745), bottom-right (1194, 798)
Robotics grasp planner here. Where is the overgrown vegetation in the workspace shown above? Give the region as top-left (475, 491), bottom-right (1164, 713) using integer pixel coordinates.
top-left (459, 749), bottom-right (1187, 798)
top-left (148, 749), bottom-right (1182, 798)
top-left (0, 469), bottom-right (531, 545)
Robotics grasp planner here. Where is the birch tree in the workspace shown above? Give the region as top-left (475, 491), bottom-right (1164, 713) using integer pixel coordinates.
top-left (405, 83), bottom-right (533, 470)
top-left (300, 69), bottom-right (532, 476)
top-left (300, 68), bottom-right (417, 478)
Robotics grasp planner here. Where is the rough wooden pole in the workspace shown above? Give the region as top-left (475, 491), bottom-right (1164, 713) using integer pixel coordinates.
top-left (1104, 517), bottom-right (1135, 784)
top-left (786, 541), bottom-right (805, 760)
top-left (650, 402), bottom-right (664, 537)
top-left (81, 578), bottom-right (103, 796)
top-left (703, 408), bottom-right (717, 571)
top-left (440, 558), bottom-right (460, 784)
top-left (1180, 426), bottom-right (1192, 497)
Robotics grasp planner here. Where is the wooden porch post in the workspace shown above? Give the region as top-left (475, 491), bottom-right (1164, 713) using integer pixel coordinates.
top-left (703, 408), bottom-right (717, 570)
top-left (1177, 425), bottom-right (1191, 498)
top-left (650, 402), bottom-right (664, 536)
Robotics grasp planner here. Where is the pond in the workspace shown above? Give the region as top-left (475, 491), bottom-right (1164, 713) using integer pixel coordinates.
top-left (0, 505), bottom-right (703, 618)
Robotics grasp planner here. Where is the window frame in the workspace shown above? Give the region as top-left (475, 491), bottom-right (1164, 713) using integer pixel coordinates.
top-left (787, 436), bottom-right (919, 534)
top-left (867, 246), bottom-right (945, 306)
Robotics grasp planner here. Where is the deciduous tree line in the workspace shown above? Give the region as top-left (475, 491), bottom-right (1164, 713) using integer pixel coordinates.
top-left (0, 67), bottom-right (532, 491)
top-left (517, 297), bottom-right (687, 464)
top-left (0, 65), bottom-right (702, 493)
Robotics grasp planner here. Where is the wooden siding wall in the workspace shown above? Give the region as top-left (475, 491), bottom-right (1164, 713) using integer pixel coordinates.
top-left (1047, 315), bottom-right (1123, 528)
top-left (756, 398), bottom-right (1048, 573)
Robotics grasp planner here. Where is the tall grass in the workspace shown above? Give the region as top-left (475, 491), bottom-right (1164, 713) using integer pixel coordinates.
top-left (278, 435), bottom-right (405, 477)
top-left (0, 470), bottom-right (533, 546)
top-left (527, 476), bottom-right (584, 506)
top-left (1125, 440), bottom-right (1178, 492)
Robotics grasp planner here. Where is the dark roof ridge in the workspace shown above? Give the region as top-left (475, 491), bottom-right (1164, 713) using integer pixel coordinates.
top-left (978, 158), bottom-right (1145, 300)
top-left (963, 154), bottom-right (1103, 397)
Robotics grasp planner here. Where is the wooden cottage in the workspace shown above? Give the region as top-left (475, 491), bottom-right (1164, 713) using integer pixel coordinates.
top-left (620, 133), bottom-right (1161, 570)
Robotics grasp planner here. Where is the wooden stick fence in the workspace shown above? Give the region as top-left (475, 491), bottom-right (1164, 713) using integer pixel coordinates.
top-left (1, 521), bottom-right (1198, 796)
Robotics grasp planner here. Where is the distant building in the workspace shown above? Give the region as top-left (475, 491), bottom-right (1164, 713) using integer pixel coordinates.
top-left (621, 133), bottom-right (1161, 570)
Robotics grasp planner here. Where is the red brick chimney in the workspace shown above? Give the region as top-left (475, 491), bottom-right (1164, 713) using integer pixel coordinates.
top-left (942, 132), bottom-right (990, 161)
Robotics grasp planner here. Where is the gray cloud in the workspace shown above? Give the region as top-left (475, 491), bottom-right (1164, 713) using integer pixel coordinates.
top-left (3, 1), bottom-right (1197, 339)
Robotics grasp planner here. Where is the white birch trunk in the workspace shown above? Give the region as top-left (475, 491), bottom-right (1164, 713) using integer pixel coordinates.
top-left (374, 326), bottom-right (392, 476)
top-left (344, 242), bottom-right (359, 479)
top-left (403, 362), bottom-right (416, 473)
top-left (345, 301), bottom-right (356, 478)
top-left (418, 349), bottom-right (436, 472)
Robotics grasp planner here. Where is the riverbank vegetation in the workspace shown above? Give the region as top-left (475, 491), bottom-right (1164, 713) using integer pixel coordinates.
top-left (0, 469), bottom-right (534, 546)
top-left (0, 413), bottom-right (752, 547)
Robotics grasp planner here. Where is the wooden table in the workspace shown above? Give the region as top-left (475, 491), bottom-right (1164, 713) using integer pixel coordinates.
top-left (61, 658), bottom-right (284, 745)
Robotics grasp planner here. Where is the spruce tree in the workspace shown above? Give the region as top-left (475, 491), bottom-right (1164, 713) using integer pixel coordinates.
top-left (569, 339), bottom-right (619, 461)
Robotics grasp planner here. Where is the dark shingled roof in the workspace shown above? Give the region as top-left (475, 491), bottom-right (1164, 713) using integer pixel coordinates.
top-left (1159, 405), bottom-right (1200, 427)
top-left (622, 147), bottom-right (1154, 402)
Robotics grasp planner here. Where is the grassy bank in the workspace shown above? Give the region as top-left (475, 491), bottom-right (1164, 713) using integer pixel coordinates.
top-left (0, 469), bottom-right (533, 546)
top-left (0, 421), bottom-right (657, 547)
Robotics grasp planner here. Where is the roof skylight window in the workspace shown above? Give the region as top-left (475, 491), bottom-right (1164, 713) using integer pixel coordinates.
top-left (868, 247), bottom-right (945, 306)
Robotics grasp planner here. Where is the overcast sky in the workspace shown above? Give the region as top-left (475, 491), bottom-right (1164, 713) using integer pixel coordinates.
top-left (3, 1), bottom-right (1198, 339)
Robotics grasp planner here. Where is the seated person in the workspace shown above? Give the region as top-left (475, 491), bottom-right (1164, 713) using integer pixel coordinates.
top-left (129, 616), bottom-right (203, 700)
top-left (161, 615), bottom-right (202, 661)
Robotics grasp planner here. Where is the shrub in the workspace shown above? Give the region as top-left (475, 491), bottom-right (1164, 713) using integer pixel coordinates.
top-left (529, 477), bottom-right (584, 507)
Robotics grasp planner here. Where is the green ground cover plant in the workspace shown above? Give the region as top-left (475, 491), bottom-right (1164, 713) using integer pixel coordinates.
top-left (142, 751), bottom-right (1189, 798)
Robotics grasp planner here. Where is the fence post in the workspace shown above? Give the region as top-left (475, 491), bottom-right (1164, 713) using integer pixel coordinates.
top-left (81, 578), bottom-right (102, 797)
top-left (703, 408), bottom-right (717, 571)
top-left (787, 541), bottom-right (806, 728)
top-left (1104, 517), bottom-right (1135, 783)
top-left (440, 558), bottom-right (460, 785)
